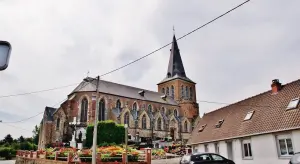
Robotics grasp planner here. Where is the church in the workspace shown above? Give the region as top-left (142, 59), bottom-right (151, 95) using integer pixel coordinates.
top-left (38, 35), bottom-right (200, 149)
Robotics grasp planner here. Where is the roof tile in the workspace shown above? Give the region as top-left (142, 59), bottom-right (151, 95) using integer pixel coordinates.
top-left (188, 79), bottom-right (300, 144)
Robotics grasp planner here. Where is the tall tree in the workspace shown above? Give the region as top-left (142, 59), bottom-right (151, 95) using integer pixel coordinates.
top-left (32, 125), bottom-right (40, 145)
top-left (18, 136), bottom-right (25, 143)
top-left (4, 134), bottom-right (13, 144)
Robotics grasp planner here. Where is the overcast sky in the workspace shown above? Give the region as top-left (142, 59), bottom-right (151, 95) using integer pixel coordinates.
top-left (0, 0), bottom-right (300, 139)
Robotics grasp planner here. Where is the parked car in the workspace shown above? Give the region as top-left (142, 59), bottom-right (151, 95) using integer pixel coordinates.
top-left (180, 152), bottom-right (235, 164)
top-left (289, 152), bottom-right (300, 164)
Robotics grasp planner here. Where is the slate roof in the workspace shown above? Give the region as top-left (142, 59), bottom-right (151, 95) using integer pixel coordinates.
top-left (71, 77), bottom-right (178, 106)
top-left (44, 106), bottom-right (56, 122)
top-left (158, 35), bottom-right (195, 84)
top-left (188, 79), bottom-right (300, 145)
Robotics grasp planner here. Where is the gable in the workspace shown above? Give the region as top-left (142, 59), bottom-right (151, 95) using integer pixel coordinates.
top-left (188, 79), bottom-right (300, 144)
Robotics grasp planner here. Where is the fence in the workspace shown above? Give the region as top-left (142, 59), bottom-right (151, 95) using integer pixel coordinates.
top-left (16, 148), bottom-right (151, 164)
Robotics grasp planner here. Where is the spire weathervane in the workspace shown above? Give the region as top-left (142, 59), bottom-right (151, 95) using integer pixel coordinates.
top-left (86, 71), bottom-right (90, 78)
top-left (173, 26), bottom-right (175, 35)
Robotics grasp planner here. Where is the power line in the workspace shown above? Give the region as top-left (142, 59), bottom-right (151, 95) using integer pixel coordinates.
top-left (0, 122), bottom-right (30, 131)
top-left (0, 78), bottom-right (96, 124)
top-left (0, 83), bottom-right (79, 99)
top-left (0, 0), bottom-right (251, 124)
top-left (0, 0), bottom-right (250, 99)
top-left (100, 0), bottom-right (250, 77)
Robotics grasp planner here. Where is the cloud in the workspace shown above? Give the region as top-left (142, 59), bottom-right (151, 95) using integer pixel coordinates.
top-left (0, 0), bottom-right (300, 139)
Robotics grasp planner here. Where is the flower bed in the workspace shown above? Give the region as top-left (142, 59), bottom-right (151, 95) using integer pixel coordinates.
top-left (151, 149), bottom-right (166, 160)
top-left (33, 145), bottom-right (141, 163)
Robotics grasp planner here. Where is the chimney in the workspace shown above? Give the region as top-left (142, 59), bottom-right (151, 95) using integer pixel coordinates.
top-left (271, 79), bottom-right (282, 94)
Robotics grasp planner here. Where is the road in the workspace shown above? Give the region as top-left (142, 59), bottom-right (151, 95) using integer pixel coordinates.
top-left (0, 158), bottom-right (180, 164)
top-left (0, 160), bottom-right (14, 164)
top-left (153, 158), bottom-right (180, 164)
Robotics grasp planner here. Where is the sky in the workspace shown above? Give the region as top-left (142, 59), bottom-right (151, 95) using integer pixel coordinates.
top-left (0, 0), bottom-right (300, 139)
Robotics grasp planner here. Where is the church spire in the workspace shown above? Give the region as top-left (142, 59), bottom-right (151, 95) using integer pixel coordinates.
top-left (166, 35), bottom-right (187, 78)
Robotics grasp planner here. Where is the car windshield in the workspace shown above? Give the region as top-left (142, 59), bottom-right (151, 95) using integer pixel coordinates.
top-left (291, 153), bottom-right (300, 164)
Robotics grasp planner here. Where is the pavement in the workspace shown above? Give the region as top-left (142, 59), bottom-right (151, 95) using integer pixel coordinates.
top-left (0, 160), bottom-right (15, 164)
top-left (153, 158), bottom-right (180, 164)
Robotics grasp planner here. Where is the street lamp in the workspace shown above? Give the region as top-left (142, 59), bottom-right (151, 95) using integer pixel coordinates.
top-left (124, 124), bottom-right (128, 164)
top-left (0, 41), bottom-right (11, 71)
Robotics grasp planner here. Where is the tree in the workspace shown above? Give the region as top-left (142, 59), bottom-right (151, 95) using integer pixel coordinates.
top-left (4, 134), bottom-right (13, 144)
top-left (25, 138), bottom-right (33, 143)
top-left (32, 125), bottom-right (40, 145)
top-left (18, 136), bottom-right (25, 143)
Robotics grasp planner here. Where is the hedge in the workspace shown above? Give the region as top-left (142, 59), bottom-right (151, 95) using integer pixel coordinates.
top-left (85, 120), bottom-right (125, 147)
top-left (0, 147), bottom-right (14, 160)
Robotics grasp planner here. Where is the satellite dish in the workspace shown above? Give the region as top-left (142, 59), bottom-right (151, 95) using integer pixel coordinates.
top-left (0, 41), bottom-right (11, 71)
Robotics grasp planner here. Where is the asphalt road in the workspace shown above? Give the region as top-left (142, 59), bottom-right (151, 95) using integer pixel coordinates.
top-left (0, 160), bottom-right (15, 164)
top-left (153, 158), bottom-right (180, 164)
top-left (0, 158), bottom-right (180, 164)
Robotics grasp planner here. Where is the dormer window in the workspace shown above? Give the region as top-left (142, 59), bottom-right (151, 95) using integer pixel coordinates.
top-left (198, 124), bottom-right (207, 132)
top-left (244, 111), bottom-right (254, 121)
top-left (161, 95), bottom-right (167, 101)
top-left (286, 98), bottom-right (300, 110)
top-left (215, 119), bottom-right (224, 128)
top-left (138, 90), bottom-right (145, 96)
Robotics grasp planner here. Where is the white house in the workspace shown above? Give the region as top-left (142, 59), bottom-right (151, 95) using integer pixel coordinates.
top-left (187, 79), bottom-right (300, 164)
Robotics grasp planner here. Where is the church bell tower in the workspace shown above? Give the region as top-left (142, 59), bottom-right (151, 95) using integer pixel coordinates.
top-left (157, 35), bottom-right (199, 119)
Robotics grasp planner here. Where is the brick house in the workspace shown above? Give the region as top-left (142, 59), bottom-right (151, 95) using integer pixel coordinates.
top-left (38, 35), bottom-right (199, 149)
top-left (187, 79), bottom-right (300, 164)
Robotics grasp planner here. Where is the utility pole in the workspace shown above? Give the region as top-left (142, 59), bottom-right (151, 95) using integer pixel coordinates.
top-left (124, 124), bottom-right (128, 164)
top-left (92, 76), bottom-right (100, 164)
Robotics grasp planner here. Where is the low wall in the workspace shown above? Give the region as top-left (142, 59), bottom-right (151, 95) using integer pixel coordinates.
top-left (16, 149), bottom-right (152, 164)
top-left (16, 156), bottom-right (148, 164)
top-left (16, 156), bottom-right (69, 164)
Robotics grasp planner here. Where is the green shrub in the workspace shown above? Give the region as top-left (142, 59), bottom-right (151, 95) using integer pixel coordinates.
top-left (85, 120), bottom-right (125, 148)
top-left (0, 147), bottom-right (13, 160)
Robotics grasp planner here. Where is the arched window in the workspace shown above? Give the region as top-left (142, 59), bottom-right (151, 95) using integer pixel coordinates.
top-left (166, 87), bottom-right (170, 96)
top-left (80, 98), bottom-right (88, 122)
top-left (142, 115), bottom-right (147, 129)
top-left (124, 112), bottom-right (129, 125)
top-left (99, 99), bottom-right (106, 121)
top-left (181, 85), bottom-right (184, 98)
top-left (161, 107), bottom-right (165, 114)
top-left (133, 102), bottom-right (137, 111)
top-left (162, 88), bottom-right (165, 94)
top-left (148, 105), bottom-right (152, 113)
top-left (116, 100), bottom-right (121, 109)
top-left (157, 118), bottom-right (162, 130)
top-left (171, 85), bottom-right (174, 98)
top-left (174, 109), bottom-right (178, 117)
top-left (132, 102), bottom-right (138, 117)
top-left (184, 121), bottom-right (188, 132)
top-left (190, 87), bottom-right (193, 100)
top-left (186, 86), bottom-right (189, 99)
top-left (56, 118), bottom-right (60, 130)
